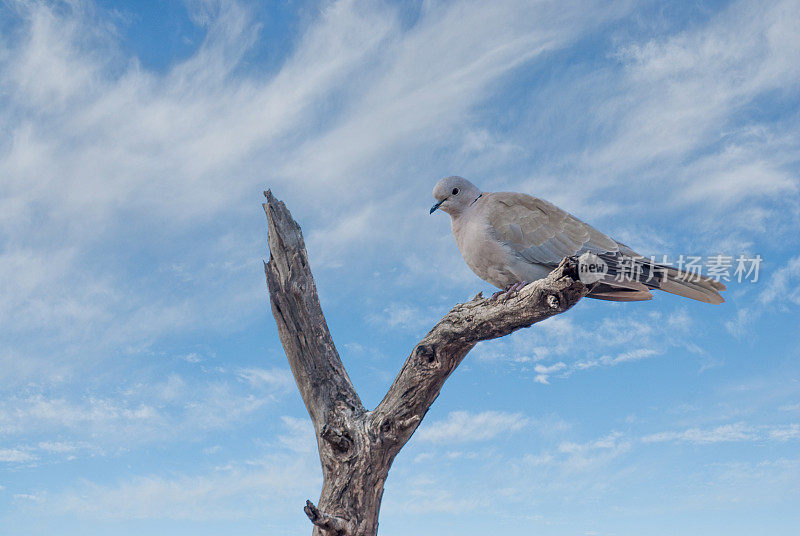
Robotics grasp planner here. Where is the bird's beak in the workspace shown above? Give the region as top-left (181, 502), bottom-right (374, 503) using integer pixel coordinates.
top-left (430, 200), bottom-right (444, 214)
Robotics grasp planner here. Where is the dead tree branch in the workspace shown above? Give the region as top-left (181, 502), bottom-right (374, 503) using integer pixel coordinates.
top-left (263, 190), bottom-right (588, 536)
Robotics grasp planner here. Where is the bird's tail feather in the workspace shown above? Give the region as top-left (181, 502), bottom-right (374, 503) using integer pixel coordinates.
top-left (586, 253), bottom-right (725, 304)
top-left (588, 283), bottom-right (653, 302)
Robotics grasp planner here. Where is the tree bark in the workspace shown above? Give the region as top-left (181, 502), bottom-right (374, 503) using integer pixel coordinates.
top-left (263, 190), bottom-right (588, 536)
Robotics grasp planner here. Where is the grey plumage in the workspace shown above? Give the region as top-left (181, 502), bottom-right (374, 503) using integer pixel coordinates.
top-left (430, 176), bottom-right (725, 304)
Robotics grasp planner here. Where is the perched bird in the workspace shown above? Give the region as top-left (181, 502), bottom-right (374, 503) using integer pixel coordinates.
top-left (430, 176), bottom-right (725, 304)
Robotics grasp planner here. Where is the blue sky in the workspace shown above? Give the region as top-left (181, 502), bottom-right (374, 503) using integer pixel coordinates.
top-left (1, 0), bottom-right (799, 535)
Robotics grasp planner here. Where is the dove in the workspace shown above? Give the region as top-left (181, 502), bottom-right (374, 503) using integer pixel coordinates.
top-left (430, 176), bottom-right (725, 303)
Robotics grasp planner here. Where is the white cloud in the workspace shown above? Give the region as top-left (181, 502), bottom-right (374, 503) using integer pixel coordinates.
top-left (768, 424), bottom-right (800, 442)
top-left (51, 453), bottom-right (319, 520)
top-left (594, 0), bottom-right (800, 190)
top-left (180, 352), bottom-right (203, 363)
top-left (393, 486), bottom-right (483, 515)
top-left (534, 362), bottom-right (567, 384)
top-left (576, 348), bottom-right (661, 370)
top-left (642, 422), bottom-right (758, 444)
top-left (202, 445), bottom-right (221, 455)
top-left (0, 0), bottom-right (639, 390)
top-left (36, 441), bottom-right (85, 454)
top-left (0, 372), bottom-right (283, 451)
top-left (383, 474), bottom-right (487, 515)
top-left (641, 422), bottom-right (800, 444)
top-left (415, 410), bottom-right (529, 443)
top-left (724, 255), bottom-right (800, 337)
top-left (385, 431), bottom-right (632, 524)
top-left (0, 440), bottom-right (104, 466)
top-left (534, 362), bottom-right (567, 375)
top-left (0, 394), bottom-right (160, 437)
top-left (276, 416), bottom-right (316, 454)
top-left (499, 0), bottom-right (800, 254)
top-left (760, 255), bottom-right (800, 307)
top-left (0, 448), bottom-right (36, 463)
top-left (235, 367), bottom-right (294, 391)
top-left (34, 414), bottom-right (322, 521)
top-left (678, 458), bottom-right (800, 510)
top-left (478, 308), bottom-right (693, 384)
top-left (13, 493), bottom-right (42, 502)
top-left (558, 431), bottom-right (628, 454)
top-left (725, 308), bottom-right (755, 338)
top-left (488, 429), bottom-right (636, 506)
top-left (368, 302), bottom-right (442, 332)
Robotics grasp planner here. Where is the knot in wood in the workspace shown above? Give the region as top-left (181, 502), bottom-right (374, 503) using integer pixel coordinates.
top-left (290, 280), bottom-right (304, 295)
top-left (547, 294), bottom-right (559, 309)
top-left (414, 344), bottom-right (436, 364)
top-left (380, 419), bottom-right (393, 434)
top-left (320, 424), bottom-right (353, 454)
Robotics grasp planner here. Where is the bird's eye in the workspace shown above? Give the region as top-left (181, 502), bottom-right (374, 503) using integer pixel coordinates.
top-left (452, 188), bottom-right (459, 195)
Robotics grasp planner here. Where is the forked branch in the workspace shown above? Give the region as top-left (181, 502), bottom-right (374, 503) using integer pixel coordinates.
top-left (263, 190), bottom-right (588, 536)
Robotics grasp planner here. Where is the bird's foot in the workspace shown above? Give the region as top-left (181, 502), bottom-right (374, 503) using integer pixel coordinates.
top-left (490, 281), bottom-right (530, 301)
top-left (505, 281), bottom-right (530, 299)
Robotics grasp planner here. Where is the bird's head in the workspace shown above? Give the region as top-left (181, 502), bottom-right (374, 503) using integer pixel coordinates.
top-left (430, 176), bottom-right (482, 216)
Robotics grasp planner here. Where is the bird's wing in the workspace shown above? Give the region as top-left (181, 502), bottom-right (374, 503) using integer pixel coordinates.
top-left (484, 192), bottom-right (619, 266)
top-left (482, 192), bottom-right (725, 303)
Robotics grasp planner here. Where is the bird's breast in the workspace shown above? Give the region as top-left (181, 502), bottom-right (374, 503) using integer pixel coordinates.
top-left (451, 213), bottom-right (516, 288)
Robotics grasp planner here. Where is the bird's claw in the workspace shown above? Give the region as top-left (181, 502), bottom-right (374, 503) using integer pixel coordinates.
top-left (505, 281), bottom-right (530, 300)
top-left (490, 281), bottom-right (530, 301)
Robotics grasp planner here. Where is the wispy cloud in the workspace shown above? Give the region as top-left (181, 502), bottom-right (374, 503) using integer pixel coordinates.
top-left (593, 0), bottom-right (800, 201)
top-left (0, 370), bottom-right (286, 457)
top-left (367, 302), bottom-right (443, 332)
top-left (476, 308), bottom-right (697, 384)
top-left (642, 422), bottom-right (758, 444)
top-left (235, 367), bottom-right (294, 390)
top-left (641, 422), bottom-right (800, 444)
top-left (276, 416), bottom-right (316, 454)
top-left (533, 361), bottom-right (567, 384)
top-left (387, 477), bottom-right (485, 515)
top-left (415, 410), bottom-right (529, 443)
top-left (555, 431), bottom-right (633, 473)
top-left (726, 255), bottom-right (800, 337)
top-left (0, 448), bottom-right (36, 463)
top-left (2, 2), bottom-right (799, 533)
top-left (760, 255), bottom-right (800, 307)
top-left (18, 416), bottom-right (321, 521)
top-left (50, 454), bottom-right (319, 521)
top-left (504, 0), bottom-right (800, 258)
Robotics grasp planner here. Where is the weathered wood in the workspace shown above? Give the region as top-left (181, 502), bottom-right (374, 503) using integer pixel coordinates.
top-left (263, 191), bottom-right (588, 536)
top-left (263, 190), bottom-right (364, 427)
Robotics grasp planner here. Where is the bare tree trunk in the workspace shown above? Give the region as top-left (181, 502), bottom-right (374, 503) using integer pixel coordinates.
top-left (263, 190), bottom-right (588, 536)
